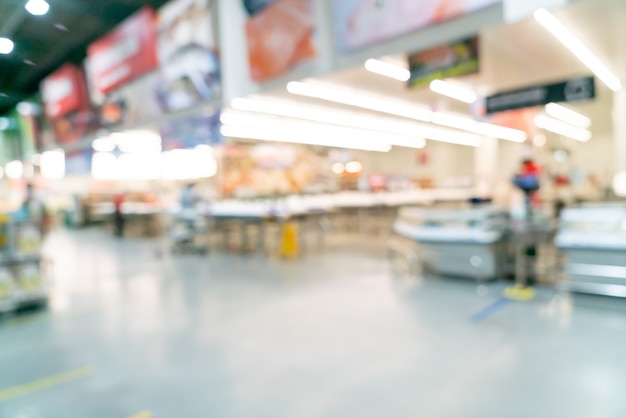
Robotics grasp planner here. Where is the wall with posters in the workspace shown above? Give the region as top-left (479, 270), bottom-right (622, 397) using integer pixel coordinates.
top-left (41, 64), bottom-right (98, 146)
top-left (87, 7), bottom-right (159, 95)
top-left (39, 0), bottom-right (222, 148)
top-left (243, 0), bottom-right (316, 82)
top-left (156, 0), bottom-right (220, 112)
top-left (331, 0), bottom-right (501, 52)
top-left (218, 0), bottom-right (336, 101)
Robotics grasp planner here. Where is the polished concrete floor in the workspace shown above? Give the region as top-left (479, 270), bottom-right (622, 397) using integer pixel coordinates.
top-left (1, 229), bottom-right (626, 418)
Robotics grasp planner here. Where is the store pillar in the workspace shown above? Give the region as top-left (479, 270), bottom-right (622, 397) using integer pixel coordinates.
top-left (614, 89), bottom-right (626, 173)
top-left (474, 136), bottom-right (498, 197)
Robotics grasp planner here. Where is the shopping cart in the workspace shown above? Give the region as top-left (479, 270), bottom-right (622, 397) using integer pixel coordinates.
top-left (167, 209), bottom-right (210, 255)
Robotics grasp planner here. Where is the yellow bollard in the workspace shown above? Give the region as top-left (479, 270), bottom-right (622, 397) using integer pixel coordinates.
top-left (279, 221), bottom-right (299, 258)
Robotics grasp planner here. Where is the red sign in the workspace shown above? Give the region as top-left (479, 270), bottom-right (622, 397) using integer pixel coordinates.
top-left (41, 64), bottom-right (87, 120)
top-left (87, 7), bottom-right (158, 94)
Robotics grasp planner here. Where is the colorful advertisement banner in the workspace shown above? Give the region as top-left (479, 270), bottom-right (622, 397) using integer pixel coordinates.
top-left (41, 64), bottom-right (88, 120)
top-left (408, 36), bottom-right (479, 87)
top-left (243, 0), bottom-right (316, 82)
top-left (87, 7), bottom-right (159, 95)
top-left (156, 0), bottom-right (220, 112)
top-left (332, 0), bottom-right (500, 51)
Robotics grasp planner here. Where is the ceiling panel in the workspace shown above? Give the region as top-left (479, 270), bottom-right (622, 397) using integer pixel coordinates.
top-left (0, 0), bottom-right (171, 114)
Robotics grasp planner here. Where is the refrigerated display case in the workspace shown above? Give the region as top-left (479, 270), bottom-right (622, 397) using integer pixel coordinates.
top-left (555, 205), bottom-right (626, 297)
top-left (393, 207), bottom-right (509, 280)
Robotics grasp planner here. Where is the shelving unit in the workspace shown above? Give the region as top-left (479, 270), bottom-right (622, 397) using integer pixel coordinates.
top-left (0, 214), bottom-right (49, 314)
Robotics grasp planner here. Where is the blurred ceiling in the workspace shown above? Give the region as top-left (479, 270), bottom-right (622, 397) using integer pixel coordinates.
top-left (266, 0), bottom-right (625, 139)
top-left (0, 0), bottom-right (171, 115)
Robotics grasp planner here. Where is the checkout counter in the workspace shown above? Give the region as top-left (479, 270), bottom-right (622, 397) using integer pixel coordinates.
top-left (555, 205), bottom-right (626, 297)
top-left (393, 207), bottom-right (509, 281)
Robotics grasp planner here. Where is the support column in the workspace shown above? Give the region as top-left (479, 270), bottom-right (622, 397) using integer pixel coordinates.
top-left (474, 137), bottom-right (499, 198)
top-left (614, 89), bottom-right (626, 174)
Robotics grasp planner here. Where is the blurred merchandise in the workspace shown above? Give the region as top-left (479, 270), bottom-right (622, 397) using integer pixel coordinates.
top-left (221, 144), bottom-right (319, 197)
top-left (0, 214), bottom-right (48, 313)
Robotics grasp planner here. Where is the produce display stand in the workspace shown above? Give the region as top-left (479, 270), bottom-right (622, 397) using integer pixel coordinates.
top-left (0, 214), bottom-right (49, 314)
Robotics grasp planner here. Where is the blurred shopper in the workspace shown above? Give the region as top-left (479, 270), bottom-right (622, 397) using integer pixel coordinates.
top-left (19, 183), bottom-right (51, 236)
top-left (113, 191), bottom-right (126, 238)
top-left (180, 183), bottom-right (199, 211)
top-left (513, 159), bottom-right (541, 218)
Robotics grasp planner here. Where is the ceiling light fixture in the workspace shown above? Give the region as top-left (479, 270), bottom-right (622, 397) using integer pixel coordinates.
top-left (232, 96), bottom-right (481, 147)
top-left (535, 114), bottom-right (592, 142)
top-left (430, 79), bottom-right (477, 104)
top-left (545, 102), bottom-right (591, 129)
top-left (285, 81), bottom-right (525, 145)
top-left (364, 59), bottom-right (410, 82)
top-left (534, 8), bottom-right (622, 92)
top-left (0, 38), bottom-right (14, 54)
top-left (221, 111), bottom-right (393, 152)
top-left (222, 109), bottom-right (426, 150)
top-left (232, 96), bottom-right (428, 140)
top-left (25, 0), bottom-right (50, 16)
top-left (286, 80), bottom-right (433, 122)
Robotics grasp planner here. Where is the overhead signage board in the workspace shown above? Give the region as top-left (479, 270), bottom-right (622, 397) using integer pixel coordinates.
top-left (41, 64), bottom-right (88, 120)
top-left (486, 76), bottom-right (595, 114)
top-left (408, 36), bottom-right (479, 88)
top-left (331, 0), bottom-right (501, 52)
top-left (243, 0), bottom-right (316, 82)
top-left (156, 0), bottom-right (220, 112)
top-left (87, 7), bottom-right (159, 95)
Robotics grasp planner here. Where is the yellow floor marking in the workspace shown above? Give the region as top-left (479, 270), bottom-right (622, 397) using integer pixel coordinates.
top-left (128, 412), bottom-right (152, 418)
top-left (0, 366), bottom-right (93, 403)
top-left (503, 284), bottom-right (535, 301)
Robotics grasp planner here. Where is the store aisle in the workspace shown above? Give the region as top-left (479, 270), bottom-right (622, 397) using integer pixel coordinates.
top-left (1, 229), bottom-right (626, 418)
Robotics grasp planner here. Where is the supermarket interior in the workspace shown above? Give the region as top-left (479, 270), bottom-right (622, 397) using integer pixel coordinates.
top-left (1, 0), bottom-right (626, 416)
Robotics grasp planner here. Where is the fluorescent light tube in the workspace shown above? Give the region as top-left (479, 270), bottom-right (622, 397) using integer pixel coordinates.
top-left (535, 114), bottom-right (592, 142)
top-left (231, 97), bottom-right (481, 147)
top-left (365, 59), bottom-right (410, 81)
top-left (430, 79), bottom-right (477, 104)
top-left (534, 8), bottom-right (622, 92)
top-left (545, 102), bottom-right (591, 128)
top-left (287, 81), bottom-right (433, 122)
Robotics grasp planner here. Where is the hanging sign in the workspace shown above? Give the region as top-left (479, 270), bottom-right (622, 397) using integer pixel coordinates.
top-left (408, 36), bottom-right (480, 88)
top-left (486, 76), bottom-right (595, 114)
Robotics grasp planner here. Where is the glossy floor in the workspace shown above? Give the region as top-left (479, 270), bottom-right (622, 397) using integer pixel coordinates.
top-left (1, 230), bottom-right (625, 418)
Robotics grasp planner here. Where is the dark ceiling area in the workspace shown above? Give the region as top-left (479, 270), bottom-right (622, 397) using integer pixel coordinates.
top-left (0, 0), bottom-right (171, 115)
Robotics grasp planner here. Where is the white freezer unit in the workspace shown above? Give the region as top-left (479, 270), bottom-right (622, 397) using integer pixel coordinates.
top-left (393, 207), bottom-right (509, 280)
top-left (555, 206), bottom-right (626, 297)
